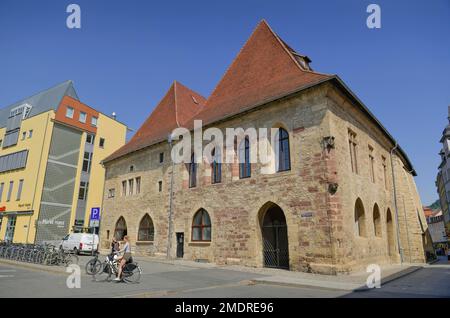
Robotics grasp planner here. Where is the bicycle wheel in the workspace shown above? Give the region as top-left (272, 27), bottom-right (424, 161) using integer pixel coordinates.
top-left (85, 258), bottom-right (103, 275)
top-left (93, 262), bottom-right (112, 282)
top-left (68, 253), bottom-right (79, 266)
top-left (43, 251), bottom-right (52, 265)
top-left (36, 251), bottom-right (45, 264)
top-left (122, 263), bottom-right (141, 284)
top-left (31, 251), bottom-right (39, 264)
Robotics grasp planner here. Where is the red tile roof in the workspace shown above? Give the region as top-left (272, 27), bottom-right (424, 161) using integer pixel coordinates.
top-left (104, 20), bottom-right (333, 163)
top-left (104, 81), bottom-right (206, 162)
top-left (190, 20), bottom-right (332, 126)
top-left (423, 207), bottom-right (435, 218)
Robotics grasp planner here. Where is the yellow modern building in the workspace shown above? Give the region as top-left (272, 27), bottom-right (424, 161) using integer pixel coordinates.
top-left (0, 81), bottom-right (127, 244)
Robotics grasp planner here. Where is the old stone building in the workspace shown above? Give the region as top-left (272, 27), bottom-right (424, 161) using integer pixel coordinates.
top-left (100, 20), bottom-right (429, 274)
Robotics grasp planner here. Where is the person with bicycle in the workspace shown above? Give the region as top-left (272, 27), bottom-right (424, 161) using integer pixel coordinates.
top-left (111, 237), bottom-right (119, 254)
top-left (114, 235), bottom-right (131, 281)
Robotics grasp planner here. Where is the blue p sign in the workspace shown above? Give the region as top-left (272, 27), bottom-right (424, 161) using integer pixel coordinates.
top-left (90, 207), bottom-right (100, 221)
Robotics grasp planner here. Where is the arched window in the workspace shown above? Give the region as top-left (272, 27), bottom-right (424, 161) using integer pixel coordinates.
top-left (386, 209), bottom-right (395, 256)
top-left (373, 204), bottom-right (381, 237)
top-left (354, 198), bottom-right (366, 237)
top-left (189, 152), bottom-right (197, 188)
top-left (239, 137), bottom-right (251, 179)
top-left (138, 214), bottom-right (154, 241)
top-left (114, 216), bottom-right (127, 240)
top-left (192, 209), bottom-right (211, 242)
top-left (211, 147), bottom-right (221, 184)
top-left (275, 128), bottom-right (291, 172)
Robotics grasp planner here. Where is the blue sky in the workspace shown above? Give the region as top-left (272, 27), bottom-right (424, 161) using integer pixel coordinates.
top-left (0, 0), bottom-right (449, 205)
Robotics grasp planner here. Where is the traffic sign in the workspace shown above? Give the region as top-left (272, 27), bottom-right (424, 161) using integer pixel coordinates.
top-left (90, 207), bottom-right (100, 221)
top-left (89, 220), bottom-right (100, 227)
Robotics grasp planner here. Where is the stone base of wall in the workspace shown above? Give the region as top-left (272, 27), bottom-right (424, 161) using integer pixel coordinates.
top-left (134, 242), bottom-right (157, 256)
top-left (101, 242), bottom-right (405, 276)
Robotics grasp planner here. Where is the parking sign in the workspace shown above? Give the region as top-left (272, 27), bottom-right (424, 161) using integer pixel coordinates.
top-left (89, 207), bottom-right (100, 227)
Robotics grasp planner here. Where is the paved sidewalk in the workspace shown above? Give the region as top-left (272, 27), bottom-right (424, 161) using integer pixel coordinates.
top-left (133, 256), bottom-right (425, 291)
top-left (0, 254), bottom-right (432, 292)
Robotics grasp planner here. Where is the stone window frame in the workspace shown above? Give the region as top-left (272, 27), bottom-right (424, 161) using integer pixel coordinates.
top-left (135, 177), bottom-right (141, 194)
top-left (188, 152), bottom-right (197, 188)
top-left (211, 147), bottom-right (222, 184)
top-left (191, 209), bottom-right (212, 242)
top-left (348, 129), bottom-right (358, 174)
top-left (382, 156), bottom-right (388, 190)
top-left (354, 198), bottom-right (367, 237)
top-left (368, 145), bottom-right (375, 183)
top-left (239, 137), bottom-right (251, 179)
top-left (108, 188), bottom-right (115, 198)
top-left (137, 214), bottom-right (155, 242)
top-left (373, 203), bottom-right (382, 238)
top-left (114, 216), bottom-right (127, 240)
top-left (121, 180), bottom-right (127, 196)
top-left (274, 127), bottom-right (291, 173)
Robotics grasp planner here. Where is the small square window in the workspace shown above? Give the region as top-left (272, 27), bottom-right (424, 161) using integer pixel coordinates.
top-left (66, 107), bottom-right (74, 119)
top-left (86, 134), bottom-right (95, 144)
top-left (158, 181), bottom-right (162, 192)
top-left (99, 138), bottom-right (105, 148)
top-left (21, 132), bottom-right (26, 140)
top-left (159, 152), bottom-right (164, 163)
top-left (79, 112), bottom-right (87, 123)
top-left (91, 116), bottom-right (98, 127)
top-left (28, 130), bottom-right (33, 138)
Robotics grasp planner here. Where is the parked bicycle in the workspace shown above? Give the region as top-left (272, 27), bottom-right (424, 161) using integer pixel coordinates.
top-left (93, 253), bottom-right (141, 283)
top-left (0, 242), bottom-right (78, 267)
top-left (85, 250), bottom-right (103, 275)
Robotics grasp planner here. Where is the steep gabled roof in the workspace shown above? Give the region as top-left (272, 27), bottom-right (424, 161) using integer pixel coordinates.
top-left (191, 20), bottom-right (332, 126)
top-left (104, 81), bottom-right (205, 162)
top-left (0, 80), bottom-right (78, 128)
top-left (102, 20), bottom-right (416, 175)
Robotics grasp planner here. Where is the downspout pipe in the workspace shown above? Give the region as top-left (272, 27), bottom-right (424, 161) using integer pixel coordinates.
top-left (166, 134), bottom-right (176, 260)
top-left (390, 142), bottom-right (404, 264)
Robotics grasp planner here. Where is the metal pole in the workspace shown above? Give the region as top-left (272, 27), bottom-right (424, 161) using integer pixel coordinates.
top-left (390, 143), bottom-right (404, 264)
top-left (97, 164), bottom-right (107, 254)
top-left (166, 135), bottom-right (175, 259)
top-left (402, 196), bottom-right (412, 263)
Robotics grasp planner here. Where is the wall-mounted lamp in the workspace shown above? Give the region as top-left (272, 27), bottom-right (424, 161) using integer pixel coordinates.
top-left (328, 183), bottom-right (339, 195)
top-left (322, 136), bottom-right (335, 150)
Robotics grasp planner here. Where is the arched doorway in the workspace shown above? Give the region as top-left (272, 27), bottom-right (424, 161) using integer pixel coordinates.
top-left (260, 203), bottom-right (289, 269)
top-left (386, 209), bottom-right (395, 256)
top-left (114, 216), bottom-right (127, 240)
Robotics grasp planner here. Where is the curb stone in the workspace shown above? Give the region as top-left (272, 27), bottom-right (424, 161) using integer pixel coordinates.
top-left (250, 277), bottom-right (360, 291)
top-left (249, 266), bottom-right (424, 292)
top-left (0, 259), bottom-right (73, 276)
top-left (352, 266), bottom-right (423, 292)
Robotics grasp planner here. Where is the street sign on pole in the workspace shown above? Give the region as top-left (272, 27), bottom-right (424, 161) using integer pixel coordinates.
top-left (89, 207), bottom-right (100, 227)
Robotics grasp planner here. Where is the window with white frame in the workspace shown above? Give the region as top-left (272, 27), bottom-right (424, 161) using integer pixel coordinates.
top-left (66, 106), bottom-right (74, 119)
top-left (79, 112), bottom-right (87, 123)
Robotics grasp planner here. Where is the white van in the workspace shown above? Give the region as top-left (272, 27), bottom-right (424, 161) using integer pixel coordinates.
top-left (60, 233), bottom-right (99, 255)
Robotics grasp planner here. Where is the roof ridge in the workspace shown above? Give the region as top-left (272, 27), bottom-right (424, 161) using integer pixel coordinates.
top-left (265, 21), bottom-right (332, 77)
top-left (129, 82), bottom-right (176, 141)
top-left (205, 20), bottom-right (265, 107)
top-left (263, 20), bottom-right (305, 72)
top-left (0, 80), bottom-right (74, 111)
top-left (173, 80), bottom-right (181, 127)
